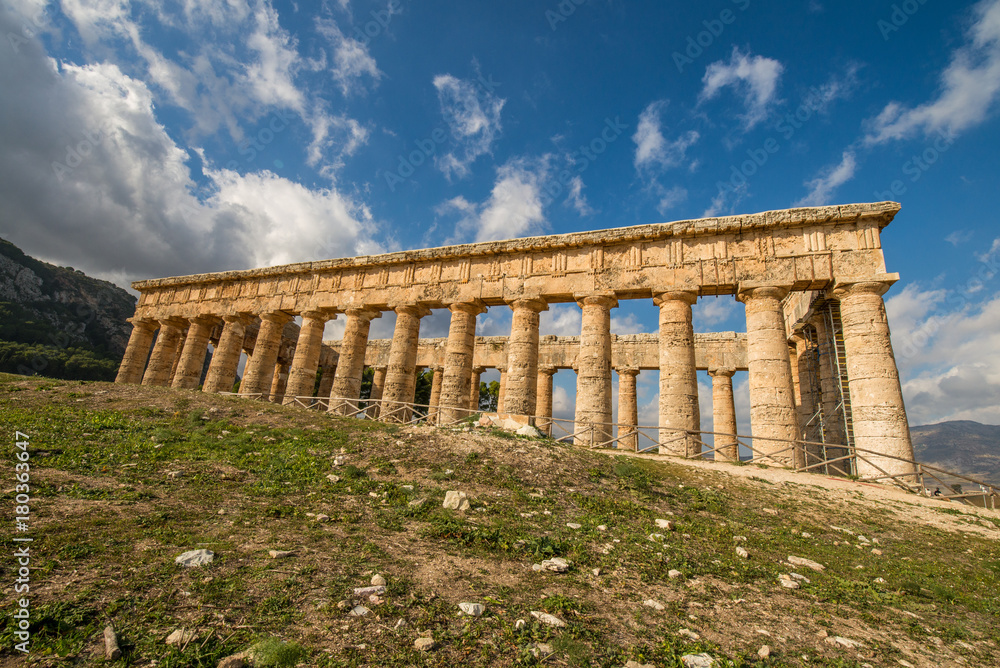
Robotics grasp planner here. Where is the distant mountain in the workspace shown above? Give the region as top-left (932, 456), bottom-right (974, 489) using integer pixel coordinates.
top-left (911, 420), bottom-right (1000, 487)
top-left (0, 237), bottom-right (135, 380)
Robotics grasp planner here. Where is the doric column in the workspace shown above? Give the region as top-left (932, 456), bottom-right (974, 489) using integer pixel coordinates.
top-left (654, 291), bottom-right (701, 457)
top-left (167, 334), bottom-right (186, 385)
top-left (737, 287), bottom-right (799, 465)
top-left (574, 294), bottom-right (617, 447)
top-left (141, 319), bottom-right (186, 387)
top-left (833, 281), bottom-right (916, 479)
top-left (317, 365), bottom-right (336, 399)
top-left (535, 366), bottom-right (556, 436)
top-left (203, 315), bottom-right (248, 394)
top-left (239, 312), bottom-right (292, 399)
top-left (810, 313), bottom-right (847, 459)
top-left (329, 308), bottom-right (381, 414)
top-left (269, 360), bottom-right (290, 403)
top-left (368, 365), bottom-right (387, 418)
top-left (172, 316), bottom-right (218, 390)
top-left (427, 366), bottom-right (444, 423)
top-left (116, 318), bottom-right (156, 384)
top-left (381, 304), bottom-right (430, 422)
top-left (617, 367), bottom-right (639, 451)
top-left (504, 298), bottom-right (548, 416)
top-left (470, 367), bottom-right (486, 411)
top-left (708, 367), bottom-right (738, 462)
top-left (497, 367), bottom-right (507, 413)
top-left (284, 310), bottom-right (333, 405)
top-left (790, 334), bottom-right (821, 467)
top-left (439, 301), bottom-right (486, 424)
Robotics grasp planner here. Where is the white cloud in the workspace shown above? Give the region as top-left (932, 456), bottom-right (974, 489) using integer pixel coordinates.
top-left (795, 150), bottom-right (857, 206)
top-left (541, 304), bottom-right (582, 336)
top-left (946, 229), bottom-right (975, 246)
top-left (433, 73), bottom-right (505, 180)
top-left (441, 158), bottom-right (549, 243)
top-left (700, 48), bottom-right (784, 130)
top-left (565, 176), bottom-right (595, 215)
top-left (610, 313), bottom-right (647, 334)
top-left (693, 297), bottom-right (741, 331)
top-left (316, 17), bottom-right (381, 95)
top-left (633, 101), bottom-right (699, 170)
top-left (651, 184), bottom-right (688, 215)
top-left (243, 3), bottom-right (306, 110)
top-left (865, 0), bottom-right (1000, 145)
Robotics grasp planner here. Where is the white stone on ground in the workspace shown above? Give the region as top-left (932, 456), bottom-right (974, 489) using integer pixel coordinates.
top-left (371, 574), bottom-right (386, 586)
top-left (668, 569), bottom-right (682, 579)
top-left (349, 605), bottom-right (370, 616)
top-left (643, 599), bottom-right (665, 611)
top-left (268, 550), bottom-right (295, 559)
top-left (530, 611), bottom-right (566, 627)
top-left (778, 574), bottom-right (800, 589)
top-left (736, 547), bottom-right (749, 559)
top-left (414, 637), bottom-right (434, 651)
top-left (680, 653), bottom-right (718, 668)
top-left (443, 490), bottom-right (470, 510)
top-left (655, 519), bottom-right (675, 530)
top-left (678, 628), bottom-right (700, 640)
top-left (175, 549), bottom-right (214, 568)
top-left (788, 555), bottom-right (825, 571)
top-left (459, 602), bottom-right (485, 617)
top-left (165, 629), bottom-right (196, 646)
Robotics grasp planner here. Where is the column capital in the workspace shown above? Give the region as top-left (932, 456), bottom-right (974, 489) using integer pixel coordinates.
top-left (344, 307), bottom-right (382, 322)
top-left (708, 367), bottom-right (736, 378)
top-left (832, 280), bottom-right (893, 299)
top-left (472, 366), bottom-right (487, 374)
top-left (508, 297), bottom-right (549, 313)
top-left (222, 313), bottom-right (251, 325)
top-left (538, 365), bottom-right (557, 376)
top-left (616, 366), bottom-right (639, 377)
top-left (574, 292), bottom-right (618, 309)
top-left (258, 311), bottom-right (294, 325)
top-left (157, 316), bottom-right (188, 329)
top-left (392, 303), bottom-right (432, 318)
top-left (300, 308), bottom-right (335, 321)
top-left (127, 317), bottom-right (157, 330)
top-left (188, 314), bottom-right (221, 327)
top-left (448, 299), bottom-right (487, 316)
top-left (736, 285), bottom-right (789, 303)
top-left (653, 290), bottom-right (698, 306)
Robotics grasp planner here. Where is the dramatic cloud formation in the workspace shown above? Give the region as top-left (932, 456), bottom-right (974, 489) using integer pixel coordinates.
top-left (700, 48), bottom-right (784, 130)
top-left (433, 73), bottom-right (505, 180)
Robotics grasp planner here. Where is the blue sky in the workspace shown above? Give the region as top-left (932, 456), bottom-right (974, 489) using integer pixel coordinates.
top-left (2, 0), bottom-right (999, 428)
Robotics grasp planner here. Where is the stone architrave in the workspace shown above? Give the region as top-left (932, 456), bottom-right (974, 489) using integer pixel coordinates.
top-left (284, 310), bottom-right (333, 405)
top-left (535, 366), bottom-right (556, 436)
top-left (738, 287), bottom-right (799, 465)
top-left (470, 367), bottom-right (486, 411)
top-left (330, 308), bottom-right (380, 414)
top-left (504, 298), bottom-right (548, 416)
top-left (708, 367), bottom-right (738, 461)
top-left (172, 316), bottom-right (218, 390)
top-left (617, 367), bottom-right (640, 451)
top-left (141, 319), bottom-right (187, 387)
top-left (427, 366), bottom-right (444, 424)
top-left (653, 291), bottom-right (701, 457)
top-left (116, 318), bottom-right (156, 384)
top-left (575, 294), bottom-right (617, 447)
top-left (203, 315), bottom-right (248, 394)
top-left (239, 312), bottom-right (292, 399)
top-left (381, 304), bottom-right (431, 422)
top-left (834, 281), bottom-right (916, 480)
top-left (439, 301), bottom-right (486, 424)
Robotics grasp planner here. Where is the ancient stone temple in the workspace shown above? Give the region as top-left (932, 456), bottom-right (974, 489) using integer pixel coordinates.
top-left (115, 202), bottom-right (914, 479)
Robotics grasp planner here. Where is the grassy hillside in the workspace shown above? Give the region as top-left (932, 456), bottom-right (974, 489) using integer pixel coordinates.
top-left (1, 375), bottom-right (998, 667)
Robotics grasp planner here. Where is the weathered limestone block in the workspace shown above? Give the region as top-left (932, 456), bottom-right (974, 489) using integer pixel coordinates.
top-left (284, 310), bottom-right (332, 404)
top-left (330, 309), bottom-right (380, 414)
top-left (708, 367), bottom-right (738, 461)
top-left (317, 364), bottom-right (336, 399)
top-left (368, 365), bottom-right (387, 417)
top-left (470, 366), bottom-right (486, 411)
top-left (834, 281), bottom-right (916, 479)
top-left (738, 287), bottom-right (799, 465)
top-left (575, 294), bottom-right (616, 447)
top-left (497, 367), bottom-right (507, 413)
top-left (504, 298), bottom-right (548, 416)
top-left (427, 366), bottom-right (443, 423)
top-left (269, 360), bottom-right (290, 403)
top-left (439, 301), bottom-right (485, 424)
top-left (535, 366), bottom-right (556, 436)
top-left (116, 318), bottom-right (156, 384)
top-left (172, 316), bottom-right (218, 390)
top-left (617, 367), bottom-right (639, 451)
top-left (203, 315), bottom-right (248, 394)
top-left (654, 291), bottom-right (701, 457)
top-left (382, 304), bottom-right (430, 422)
top-left (141, 319), bottom-right (186, 387)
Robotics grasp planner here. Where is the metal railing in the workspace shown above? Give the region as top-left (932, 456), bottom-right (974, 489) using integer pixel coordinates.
top-left (223, 392), bottom-right (1000, 511)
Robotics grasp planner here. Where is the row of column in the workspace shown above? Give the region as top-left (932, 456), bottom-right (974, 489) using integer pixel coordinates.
top-left (115, 281), bottom-right (913, 476)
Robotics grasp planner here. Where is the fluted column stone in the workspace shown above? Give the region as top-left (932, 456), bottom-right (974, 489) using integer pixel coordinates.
top-left (240, 312), bottom-right (292, 399)
top-left (317, 365), bottom-right (336, 399)
top-left (269, 360), bottom-right (290, 403)
top-left (427, 366), bottom-right (444, 423)
top-left (368, 365), bottom-right (387, 418)
top-left (654, 291), bottom-right (701, 456)
top-left (381, 304), bottom-right (430, 422)
top-left (116, 318), bottom-right (156, 384)
top-left (708, 367), bottom-right (738, 461)
top-left (810, 313), bottom-right (848, 464)
top-left (470, 367), bottom-right (486, 411)
top-left (284, 310), bottom-right (333, 405)
top-left (574, 294), bottom-right (617, 447)
top-left (203, 315), bottom-right (249, 394)
top-left (141, 319), bottom-right (187, 387)
top-left (439, 301), bottom-right (486, 424)
top-left (504, 298), bottom-right (548, 416)
top-left (172, 316), bottom-right (218, 390)
top-left (536, 366), bottom-right (556, 436)
top-left (738, 287), bottom-right (799, 465)
top-left (617, 367), bottom-right (639, 451)
top-left (330, 309), bottom-right (380, 414)
top-left (834, 281), bottom-right (916, 479)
